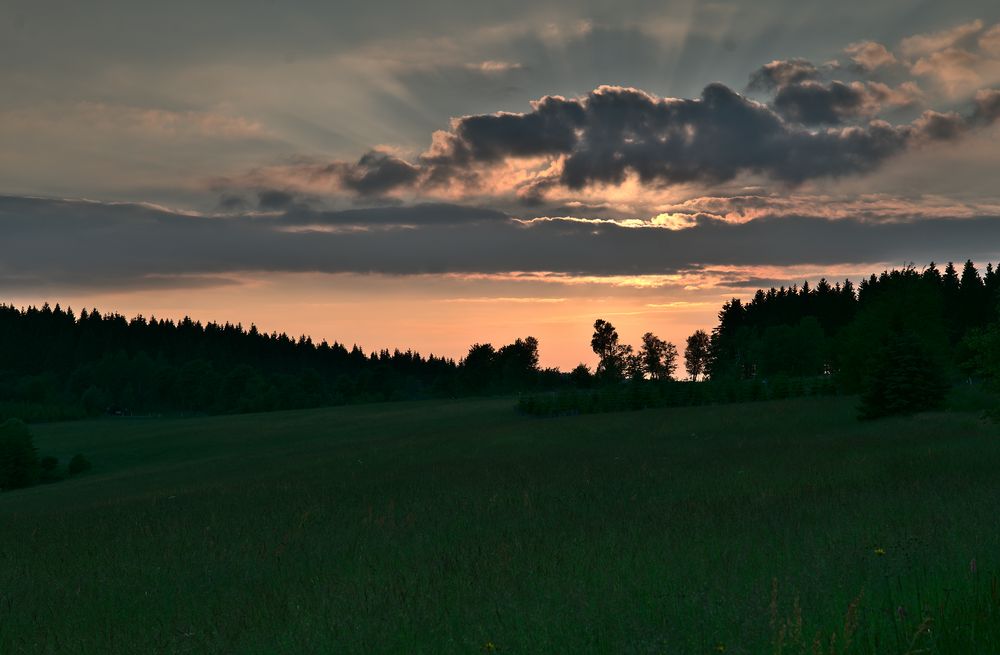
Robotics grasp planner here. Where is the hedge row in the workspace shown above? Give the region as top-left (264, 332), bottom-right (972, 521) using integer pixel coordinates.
top-left (516, 376), bottom-right (837, 417)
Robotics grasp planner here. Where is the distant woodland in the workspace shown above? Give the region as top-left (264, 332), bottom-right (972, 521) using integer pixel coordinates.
top-left (3, 260), bottom-right (1000, 422)
top-left (525, 260), bottom-right (1000, 419)
top-left (0, 305), bottom-right (559, 421)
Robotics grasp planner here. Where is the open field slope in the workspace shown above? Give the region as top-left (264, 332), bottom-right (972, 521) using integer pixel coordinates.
top-left (2, 397), bottom-right (1000, 653)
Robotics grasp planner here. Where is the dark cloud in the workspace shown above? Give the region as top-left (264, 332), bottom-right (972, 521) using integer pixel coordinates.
top-left (0, 272), bottom-right (245, 292)
top-left (912, 110), bottom-right (966, 141)
top-left (217, 194), bottom-right (248, 212)
top-left (257, 189), bottom-right (296, 210)
top-left (325, 150), bottom-right (421, 196)
top-left (972, 88), bottom-right (1000, 125)
top-left (772, 80), bottom-right (870, 124)
top-left (747, 58), bottom-right (821, 91)
top-left (442, 95), bottom-right (586, 163)
top-left (280, 203), bottom-right (510, 226)
top-left (438, 83), bottom-right (993, 188)
top-left (305, 82), bottom-right (998, 198)
top-left (4, 195), bottom-right (1000, 292)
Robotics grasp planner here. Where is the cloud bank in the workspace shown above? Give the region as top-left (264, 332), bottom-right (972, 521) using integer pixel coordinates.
top-left (4, 195), bottom-right (1000, 293)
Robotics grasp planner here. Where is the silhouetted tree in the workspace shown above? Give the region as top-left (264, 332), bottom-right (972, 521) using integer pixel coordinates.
top-left (836, 266), bottom-right (949, 392)
top-left (707, 299), bottom-right (746, 379)
top-left (959, 259), bottom-right (987, 332)
top-left (684, 330), bottom-right (711, 381)
top-left (591, 319), bottom-right (626, 380)
top-left (922, 261), bottom-right (942, 286)
top-left (570, 364), bottom-right (593, 388)
top-left (496, 337), bottom-right (540, 389)
top-left (461, 343), bottom-right (498, 393)
top-left (640, 332), bottom-right (678, 380)
top-left (985, 264), bottom-right (1000, 315)
top-left (622, 346), bottom-right (644, 381)
top-left (942, 262), bottom-right (962, 340)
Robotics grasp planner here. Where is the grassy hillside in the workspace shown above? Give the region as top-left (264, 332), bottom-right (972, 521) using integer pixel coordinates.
top-left (2, 397), bottom-right (999, 653)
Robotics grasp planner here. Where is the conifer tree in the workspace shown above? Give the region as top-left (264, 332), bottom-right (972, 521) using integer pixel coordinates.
top-left (959, 259), bottom-right (987, 331)
top-left (858, 331), bottom-right (947, 420)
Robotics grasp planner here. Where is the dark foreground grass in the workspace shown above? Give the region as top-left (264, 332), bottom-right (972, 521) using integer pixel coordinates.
top-left (2, 396), bottom-right (999, 653)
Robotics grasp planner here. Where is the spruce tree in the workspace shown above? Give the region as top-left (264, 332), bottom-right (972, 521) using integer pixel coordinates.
top-left (959, 259), bottom-right (987, 332)
top-left (858, 331), bottom-right (947, 420)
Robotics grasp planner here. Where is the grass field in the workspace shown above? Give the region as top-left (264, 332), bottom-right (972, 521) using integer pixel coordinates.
top-left (2, 396), bottom-right (1000, 653)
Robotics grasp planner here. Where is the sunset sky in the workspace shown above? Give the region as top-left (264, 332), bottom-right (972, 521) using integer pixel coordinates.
top-left (4, 0), bottom-right (1000, 369)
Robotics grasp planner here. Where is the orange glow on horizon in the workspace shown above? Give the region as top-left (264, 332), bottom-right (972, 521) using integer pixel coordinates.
top-left (6, 266), bottom-right (885, 371)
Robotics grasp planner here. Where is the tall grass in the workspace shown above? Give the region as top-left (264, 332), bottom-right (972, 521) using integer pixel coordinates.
top-left (1, 396), bottom-right (998, 653)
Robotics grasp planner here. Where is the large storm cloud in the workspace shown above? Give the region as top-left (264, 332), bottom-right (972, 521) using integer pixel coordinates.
top-left (314, 81), bottom-right (999, 197)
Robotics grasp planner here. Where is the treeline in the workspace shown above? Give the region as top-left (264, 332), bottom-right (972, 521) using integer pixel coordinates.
top-left (524, 260), bottom-right (1000, 419)
top-left (0, 304), bottom-right (557, 421)
top-left (707, 261), bottom-right (998, 387)
top-left (6, 259), bottom-right (1000, 423)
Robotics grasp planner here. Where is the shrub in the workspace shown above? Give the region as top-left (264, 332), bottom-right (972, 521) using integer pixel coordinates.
top-left (517, 377), bottom-right (836, 417)
top-left (67, 454), bottom-right (92, 475)
top-left (0, 419), bottom-right (39, 490)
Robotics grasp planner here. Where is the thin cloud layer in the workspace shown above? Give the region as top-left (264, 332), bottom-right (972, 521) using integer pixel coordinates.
top-left (900, 19), bottom-right (985, 58)
top-left (4, 195), bottom-right (1000, 292)
top-left (982, 24), bottom-right (1000, 57)
top-left (897, 19), bottom-right (1000, 97)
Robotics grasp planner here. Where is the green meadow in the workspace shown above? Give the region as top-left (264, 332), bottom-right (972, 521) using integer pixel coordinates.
top-left (2, 396), bottom-right (1000, 654)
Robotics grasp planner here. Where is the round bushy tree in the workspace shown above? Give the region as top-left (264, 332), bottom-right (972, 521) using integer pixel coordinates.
top-left (0, 419), bottom-right (39, 490)
top-left (858, 331), bottom-right (948, 420)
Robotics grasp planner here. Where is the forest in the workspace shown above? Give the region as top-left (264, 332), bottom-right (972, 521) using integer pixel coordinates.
top-left (0, 305), bottom-right (551, 421)
top-left (3, 260), bottom-right (1000, 423)
top-left (524, 260), bottom-right (1000, 418)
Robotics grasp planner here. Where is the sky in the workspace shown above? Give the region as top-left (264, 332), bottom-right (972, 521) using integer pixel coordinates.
top-left (4, 0), bottom-right (1000, 369)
